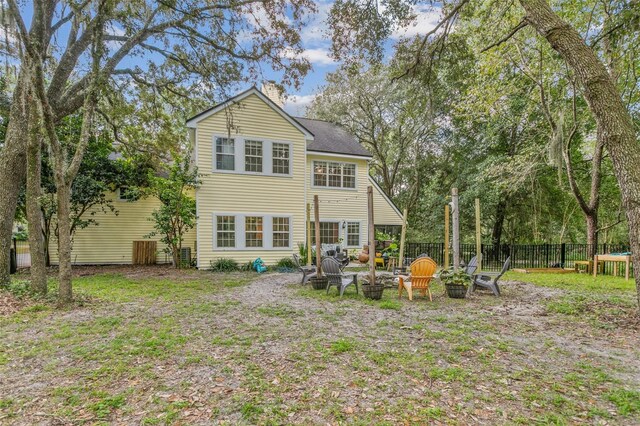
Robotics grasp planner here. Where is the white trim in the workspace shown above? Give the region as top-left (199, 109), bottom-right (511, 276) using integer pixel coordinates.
top-left (212, 135), bottom-right (293, 177)
top-left (311, 160), bottom-right (358, 191)
top-left (369, 176), bottom-right (403, 219)
top-left (186, 88), bottom-right (314, 140)
top-left (213, 212), bottom-right (293, 251)
top-left (308, 218), bottom-right (362, 249)
top-left (307, 151), bottom-right (372, 160)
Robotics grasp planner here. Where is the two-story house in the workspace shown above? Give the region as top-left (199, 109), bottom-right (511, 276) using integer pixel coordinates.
top-left (50, 86), bottom-right (403, 267)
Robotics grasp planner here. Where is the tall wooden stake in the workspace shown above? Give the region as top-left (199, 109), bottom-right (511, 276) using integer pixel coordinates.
top-left (452, 188), bottom-right (460, 272)
top-left (398, 208), bottom-right (408, 269)
top-left (444, 204), bottom-right (450, 270)
top-left (314, 195), bottom-right (322, 277)
top-left (475, 198), bottom-right (482, 272)
top-left (306, 203), bottom-right (312, 266)
top-left (367, 186), bottom-right (375, 285)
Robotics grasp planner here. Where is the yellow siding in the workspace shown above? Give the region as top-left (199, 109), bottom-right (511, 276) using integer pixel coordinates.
top-left (49, 192), bottom-right (196, 265)
top-left (195, 93), bottom-right (307, 267)
top-left (306, 154), bottom-right (370, 250)
top-left (372, 181), bottom-right (403, 225)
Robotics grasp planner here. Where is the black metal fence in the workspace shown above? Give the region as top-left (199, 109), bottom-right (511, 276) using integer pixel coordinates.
top-left (405, 242), bottom-right (633, 276)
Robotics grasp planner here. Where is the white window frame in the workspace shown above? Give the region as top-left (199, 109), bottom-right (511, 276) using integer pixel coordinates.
top-left (117, 186), bottom-right (134, 202)
top-left (212, 135), bottom-right (293, 177)
top-left (213, 213), bottom-right (293, 250)
top-left (345, 221), bottom-right (361, 248)
top-left (244, 140), bottom-right (264, 173)
top-left (215, 137), bottom-right (235, 171)
top-left (245, 216), bottom-right (264, 248)
top-left (311, 160), bottom-right (358, 190)
top-left (272, 142), bottom-right (291, 175)
top-left (214, 215), bottom-right (236, 249)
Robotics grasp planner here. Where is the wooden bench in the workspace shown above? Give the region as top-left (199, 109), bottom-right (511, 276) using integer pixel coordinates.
top-left (574, 260), bottom-right (604, 275)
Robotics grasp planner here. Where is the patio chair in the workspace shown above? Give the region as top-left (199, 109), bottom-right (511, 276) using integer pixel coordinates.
top-left (322, 257), bottom-right (358, 297)
top-left (398, 257), bottom-right (437, 301)
top-left (470, 257), bottom-right (511, 296)
top-left (464, 256), bottom-right (478, 276)
top-left (293, 254), bottom-right (316, 285)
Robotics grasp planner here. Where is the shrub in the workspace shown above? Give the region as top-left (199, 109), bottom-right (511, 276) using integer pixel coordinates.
top-left (210, 258), bottom-right (239, 272)
top-left (276, 257), bottom-right (296, 268)
top-left (240, 261), bottom-right (255, 272)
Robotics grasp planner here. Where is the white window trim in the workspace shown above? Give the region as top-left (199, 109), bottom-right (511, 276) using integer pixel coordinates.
top-left (116, 187), bottom-right (132, 202)
top-left (212, 134), bottom-right (293, 177)
top-left (213, 212), bottom-right (293, 251)
top-left (311, 160), bottom-right (358, 191)
top-left (309, 219), bottom-right (363, 248)
top-left (345, 220), bottom-right (362, 248)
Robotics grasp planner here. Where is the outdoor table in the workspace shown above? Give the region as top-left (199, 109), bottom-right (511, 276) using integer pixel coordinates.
top-left (593, 254), bottom-right (632, 280)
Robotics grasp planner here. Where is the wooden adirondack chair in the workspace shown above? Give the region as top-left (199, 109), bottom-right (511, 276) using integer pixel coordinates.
top-left (398, 257), bottom-right (437, 301)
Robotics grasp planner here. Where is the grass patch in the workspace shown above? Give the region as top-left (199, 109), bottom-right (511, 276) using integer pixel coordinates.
top-left (606, 388), bottom-right (640, 415)
top-left (331, 338), bottom-right (357, 353)
top-left (257, 303), bottom-right (302, 317)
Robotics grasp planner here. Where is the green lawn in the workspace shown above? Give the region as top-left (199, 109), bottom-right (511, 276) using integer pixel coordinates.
top-left (1, 266), bottom-right (639, 424)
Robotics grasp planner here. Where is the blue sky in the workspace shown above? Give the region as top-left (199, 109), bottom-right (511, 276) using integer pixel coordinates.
top-left (278, 1), bottom-right (442, 116)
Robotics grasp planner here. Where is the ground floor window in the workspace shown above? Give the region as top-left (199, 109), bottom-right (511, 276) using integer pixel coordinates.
top-left (346, 222), bottom-right (360, 247)
top-left (310, 221), bottom-right (340, 245)
top-left (216, 216), bottom-right (236, 248)
top-left (245, 216), bottom-right (263, 247)
top-left (214, 213), bottom-right (292, 250)
top-left (273, 217), bottom-right (290, 248)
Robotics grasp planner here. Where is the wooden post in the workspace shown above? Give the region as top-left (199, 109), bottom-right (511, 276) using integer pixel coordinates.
top-left (452, 188), bottom-right (460, 272)
top-left (475, 198), bottom-right (482, 272)
top-left (444, 204), bottom-right (450, 269)
top-left (398, 208), bottom-right (408, 270)
top-left (306, 203), bottom-right (312, 266)
top-left (367, 186), bottom-right (375, 285)
top-left (314, 195), bottom-right (322, 277)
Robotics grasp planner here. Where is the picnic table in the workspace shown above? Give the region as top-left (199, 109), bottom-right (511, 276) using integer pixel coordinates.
top-left (593, 253), bottom-right (632, 280)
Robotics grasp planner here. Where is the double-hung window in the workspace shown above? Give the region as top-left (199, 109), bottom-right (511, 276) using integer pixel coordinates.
top-left (310, 222), bottom-right (340, 245)
top-left (313, 161), bottom-right (356, 189)
top-left (216, 138), bottom-right (235, 171)
top-left (346, 222), bottom-right (360, 247)
top-left (272, 143), bottom-right (290, 174)
top-left (245, 140), bottom-right (263, 173)
top-left (272, 217), bottom-right (290, 248)
top-left (245, 216), bottom-right (263, 247)
top-left (216, 216), bottom-right (236, 248)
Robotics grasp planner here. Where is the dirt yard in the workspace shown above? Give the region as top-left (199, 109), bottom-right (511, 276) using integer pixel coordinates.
top-left (1, 266), bottom-right (639, 424)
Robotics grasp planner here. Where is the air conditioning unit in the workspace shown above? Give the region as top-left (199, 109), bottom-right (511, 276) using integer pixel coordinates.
top-left (180, 247), bottom-right (192, 268)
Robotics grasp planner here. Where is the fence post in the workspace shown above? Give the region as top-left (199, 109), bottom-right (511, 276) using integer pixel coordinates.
top-left (560, 243), bottom-right (566, 268)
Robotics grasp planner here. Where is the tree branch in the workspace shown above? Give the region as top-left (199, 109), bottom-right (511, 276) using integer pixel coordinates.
top-left (481, 19), bottom-right (528, 53)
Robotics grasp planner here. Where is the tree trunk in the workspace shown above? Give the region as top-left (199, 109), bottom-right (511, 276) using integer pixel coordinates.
top-left (0, 71), bottom-right (29, 287)
top-left (519, 0), bottom-right (640, 306)
top-left (492, 198), bottom-right (507, 246)
top-left (56, 181), bottom-right (73, 304)
top-left (586, 212), bottom-right (598, 259)
top-left (26, 105), bottom-right (48, 294)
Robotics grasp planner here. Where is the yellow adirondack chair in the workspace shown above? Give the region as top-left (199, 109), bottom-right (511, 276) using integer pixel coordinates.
top-left (398, 257), bottom-right (437, 301)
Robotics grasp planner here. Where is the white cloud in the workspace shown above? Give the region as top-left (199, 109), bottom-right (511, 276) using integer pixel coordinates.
top-left (284, 93), bottom-right (318, 116)
top-left (299, 1), bottom-right (333, 45)
top-left (391, 5), bottom-right (442, 39)
top-left (280, 47), bottom-right (337, 66)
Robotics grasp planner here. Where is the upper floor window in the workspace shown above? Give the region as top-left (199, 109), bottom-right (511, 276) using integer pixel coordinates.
top-left (245, 140), bottom-right (263, 173)
top-left (313, 161), bottom-right (356, 189)
top-left (272, 143), bottom-right (290, 174)
top-left (212, 136), bottom-right (291, 176)
top-left (216, 138), bottom-right (235, 171)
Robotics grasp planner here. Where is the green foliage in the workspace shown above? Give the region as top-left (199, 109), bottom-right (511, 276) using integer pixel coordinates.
top-left (210, 258), bottom-right (240, 272)
top-left (606, 389), bottom-right (640, 416)
top-left (275, 257), bottom-right (296, 270)
top-left (146, 156), bottom-right (199, 268)
top-left (240, 261), bottom-right (255, 272)
top-left (439, 269), bottom-right (472, 287)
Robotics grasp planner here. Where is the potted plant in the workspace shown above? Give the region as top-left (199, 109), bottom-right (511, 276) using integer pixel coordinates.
top-left (361, 276), bottom-right (385, 300)
top-left (440, 269), bottom-right (471, 299)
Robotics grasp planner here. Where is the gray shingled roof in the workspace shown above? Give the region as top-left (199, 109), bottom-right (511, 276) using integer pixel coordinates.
top-left (294, 117), bottom-right (372, 158)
